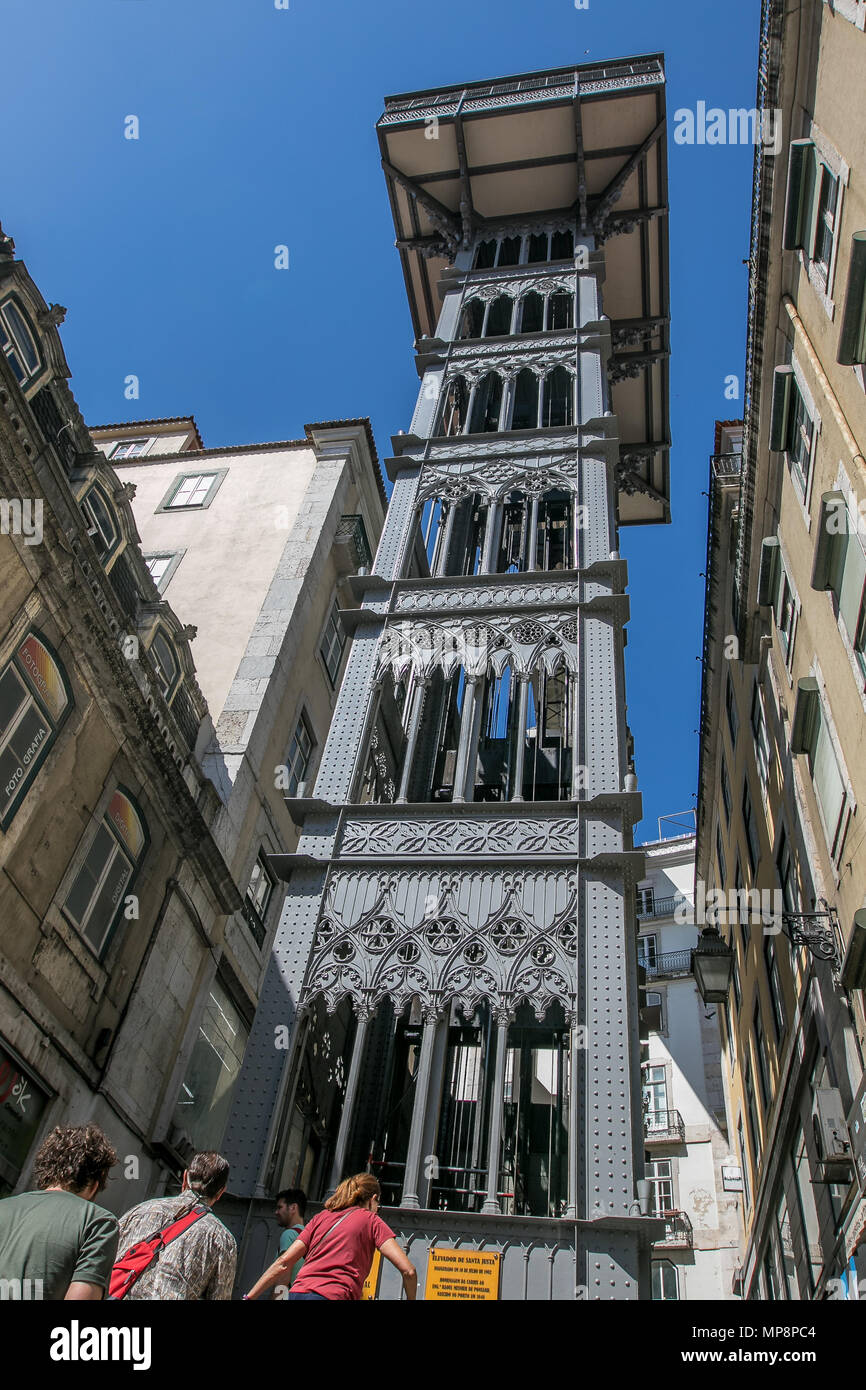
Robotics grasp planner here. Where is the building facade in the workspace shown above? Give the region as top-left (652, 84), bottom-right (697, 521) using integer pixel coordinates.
top-left (0, 225), bottom-right (384, 1211)
top-left (696, 0), bottom-right (866, 1299)
top-left (223, 56), bottom-right (674, 1300)
top-left (636, 831), bottom-right (741, 1301)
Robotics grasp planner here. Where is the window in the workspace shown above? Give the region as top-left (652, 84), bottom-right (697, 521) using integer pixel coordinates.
top-left (638, 932), bottom-right (657, 968)
top-left (643, 1064), bottom-right (668, 1130)
top-left (636, 886), bottom-right (655, 917)
top-left (527, 233), bottom-right (549, 263)
top-left (0, 1042), bottom-right (51, 1198)
top-left (815, 492), bottom-right (866, 679)
top-left (742, 778), bottom-right (760, 873)
top-left (440, 376), bottom-right (469, 436)
top-left (173, 976), bottom-right (249, 1153)
top-left (754, 1000), bottom-right (772, 1111)
top-left (791, 679), bottom-right (849, 860)
top-left (744, 1060), bottom-right (761, 1167)
top-left (838, 230), bottom-right (866, 367)
top-left (511, 369), bottom-right (539, 430)
top-left (751, 684), bottom-right (770, 789)
top-left (738, 1116), bottom-right (752, 1208)
top-left (144, 552), bottom-right (182, 594)
top-left (459, 299), bottom-right (484, 339)
top-left (473, 240), bottom-right (497, 270)
top-left (775, 566), bottom-right (798, 663)
top-left (651, 1260), bottom-right (679, 1301)
top-left (731, 952), bottom-right (741, 1011)
top-left (644, 990), bottom-right (664, 1033)
top-left (764, 937), bottom-right (786, 1041)
top-left (775, 1189), bottom-right (798, 1299)
top-left (791, 1127), bottom-right (822, 1294)
top-left (720, 757), bottom-right (732, 823)
top-left (716, 820), bottom-right (727, 887)
top-left (496, 236), bottom-right (521, 267)
top-left (725, 674), bottom-right (738, 748)
top-left (541, 367), bottom-right (573, 428)
top-left (646, 1158), bottom-right (674, 1216)
top-left (783, 137), bottom-right (845, 301)
top-left (320, 600), bottom-right (346, 687)
top-left (469, 372), bottom-right (503, 433)
top-left (0, 631), bottom-right (72, 830)
top-left (62, 788), bottom-right (148, 956)
top-left (547, 292), bottom-right (574, 331)
top-left (484, 295), bottom-right (513, 337)
top-left (0, 297), bottom-right (41, 385)
top-left (285, 710), bottom-right (315, 796)
top-left (245, 851), bottom-right (275, 932)
top-left (735, 856), bottom-right (751, 948)
top-left (723, 995), bottom-right (736, 1067)
top-left (148, 629), bottom-right (180, 701)
top-left (770, 366), bottom-right (815, 499)
top-left (550, 229), bottom-right (574, 260)
top-left (109, 439), bottom-right (150, 459)
top-left (519, 292), bottom-right (545, 334)
top-left (776, 826), bottom-right (798, 914)
top-left (80, 486), bottom-right (119, 561)
top-left (162, 472), bottom-right (221, 510)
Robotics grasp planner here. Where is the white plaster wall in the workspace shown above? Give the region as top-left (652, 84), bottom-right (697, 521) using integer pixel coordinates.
top-left (117, 446), bottom-right (318, 720)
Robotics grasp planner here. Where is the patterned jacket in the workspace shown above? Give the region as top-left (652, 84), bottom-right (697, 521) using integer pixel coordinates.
top-left (116, 1194), bottom-right (237, 1300)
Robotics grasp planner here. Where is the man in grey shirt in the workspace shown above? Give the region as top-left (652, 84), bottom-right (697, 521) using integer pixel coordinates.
top-left (116, 1151), bottom-right (236, 1300)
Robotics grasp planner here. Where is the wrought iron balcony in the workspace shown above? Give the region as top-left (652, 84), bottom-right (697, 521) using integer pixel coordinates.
top-left (334, 514), bottom-right (372, 571)
top-left (636, 894), bottom-right (692, 921)
top-left (638, 949), bottom-right (693, 980)
top-left (710, 451), bottom-right (743, 482)
top-left (644, 1109), bottom-right (686, 1144)
top-left (653, 1210), bottom-right (693, 1249)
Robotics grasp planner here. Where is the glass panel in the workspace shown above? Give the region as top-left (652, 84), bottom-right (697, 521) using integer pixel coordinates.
top-left (485, 296), bottom-right (512, 336)
top-left (173, 978), bottom-right (249, 1153)
top-left (1, 301), bottom-right (40, 374)
top-left (496, 236), bottom-right (521, 267)
top-left (527, 233), bottom-right (549, 263)
top-left (0, 1045), bottom-right (50, 1198)
top-left (63, 824), bottom-right (116, 929)
top-left (81, 848), bottom-right (132, 954)
top-left (520, 292), bottom-right (544, 333)
top-left (511, 370), bottom-right (538, 430)
top-left (550, 230), bottom-right (574, 260)
top-left (0, 701), bottom-right (51, 822)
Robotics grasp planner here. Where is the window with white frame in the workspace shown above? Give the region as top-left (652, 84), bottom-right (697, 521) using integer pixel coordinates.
top-left (80, 486), bottom-right (119, 561)
top-left (144, 553), bottom-right (180, 593)
top-left (792, 676), bottom-right (852, 862)
top-left (783, 135), bottom-right (847, 306)
top-left (770, 365), bottom-right (816, 500)
top-left (62, 788), bottom-right (148, 956)
top-left (751, 683), bottom-right (770, 789)
top-left (285, 710), bottom-right (315, 796)
top-left (638, 932), bottom-right (657, 968)
top-left (164, 473), bottom-right (220, 509)
top-left (646, 1158), bottom-right (674, 1216)
top-left (651, 1260), bottom-right (679, 1301)
top-left (109, 439), bottom-right (150, 459)
top-left (319, 600), bottom-right (346, 687)
top-left (0, 297), bottom-right (41, 386)
top-left (643, 1064), bottom-right (668, 1130)
top-left (636, 885), bottom-right (655, 917)
top-left (245, 851), bottom-right (275, 945)
top-left (813, 491), bottom-right (866, 681)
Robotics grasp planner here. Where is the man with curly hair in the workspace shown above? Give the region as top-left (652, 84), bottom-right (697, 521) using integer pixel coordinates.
top-left (0, 1124), bottom-right (119, 1300)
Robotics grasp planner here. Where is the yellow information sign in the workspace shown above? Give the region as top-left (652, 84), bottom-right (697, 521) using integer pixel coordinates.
top-left (424, 1247), bottom-right (501, 1301)
top-left (361, 1249), bottom-right (382, 1300)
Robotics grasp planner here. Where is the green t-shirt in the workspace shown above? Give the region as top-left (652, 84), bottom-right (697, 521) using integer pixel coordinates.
top-left (279, 1223), bottom-right (305, 1287)
top-left (0, 1189), bottom-right (119, 1300)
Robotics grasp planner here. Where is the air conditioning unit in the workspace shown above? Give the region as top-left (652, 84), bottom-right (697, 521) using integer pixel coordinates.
top-left (813, 1088), bottom-right (854, 1183)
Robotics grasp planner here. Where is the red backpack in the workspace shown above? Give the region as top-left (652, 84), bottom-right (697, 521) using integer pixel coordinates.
top-left (109, 1201), bottom-right (209, 1300)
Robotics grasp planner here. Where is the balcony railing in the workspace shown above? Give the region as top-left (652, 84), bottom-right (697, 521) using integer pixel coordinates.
top-left (638, 949), bottom-right (693, 980)
top-left (644, 1109), bottom-right (686, 1144)
top-left (653, 1210), bottom-right (693, 1249)
top-left (636, 894), bottom-right (691, 921)
top-left (710, 450), bottom-right (743, 482)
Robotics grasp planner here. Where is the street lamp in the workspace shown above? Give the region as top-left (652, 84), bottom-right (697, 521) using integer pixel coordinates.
top-left (691, 925), bottom-right (735, 1004)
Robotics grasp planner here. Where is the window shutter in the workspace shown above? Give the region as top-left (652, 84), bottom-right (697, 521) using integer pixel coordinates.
top-left (811, 491), bottom-right (847, 590)
top-left (782, 140), bottom-right (817, 252)
top-left (812, 718), bottom-right (845, 852)
top-left (837, 231), bottom-right (866, 366)
top-left (790, 676), bottom-right (819, 755)
top-left (838, 525), bottom-right (866, 642)
top-left (758, 537), bottom-right (781, 606)
top-left (769, 365), bottom-right (794, 451)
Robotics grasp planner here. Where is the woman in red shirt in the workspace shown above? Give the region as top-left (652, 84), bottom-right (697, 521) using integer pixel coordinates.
top-left (244, 1174), bottom-right (417, 1302)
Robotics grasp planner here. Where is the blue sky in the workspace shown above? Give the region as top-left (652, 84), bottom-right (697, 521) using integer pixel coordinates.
top-left (2, 0), bottom-right (761, 842)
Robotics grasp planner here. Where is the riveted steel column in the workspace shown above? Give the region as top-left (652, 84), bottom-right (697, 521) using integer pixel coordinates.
top-left (327, 1006), bottom-right (371, 1194)
top-left (400, 1009), bottom-right (440, 1209)
top-left (481, 1015), bottom-right (510, 1215)
top-left (395, 677), bottom-right (428, 803)
top-left (451, 676), bottom-right (479, 804)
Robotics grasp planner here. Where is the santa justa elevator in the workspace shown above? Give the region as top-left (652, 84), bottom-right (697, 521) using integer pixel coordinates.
top-left (224, 54), bottom-right (672, 1300)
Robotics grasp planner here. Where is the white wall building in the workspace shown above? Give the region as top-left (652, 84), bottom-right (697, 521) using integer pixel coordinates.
top-left (636, 829), bottom-right (742, 1299)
